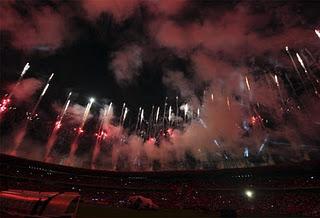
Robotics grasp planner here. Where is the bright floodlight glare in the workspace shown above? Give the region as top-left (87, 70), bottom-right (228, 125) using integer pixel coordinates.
top-left (89, 97), bottom-right (95, 103)
top-left (245, 190), bottom-right (254, 198)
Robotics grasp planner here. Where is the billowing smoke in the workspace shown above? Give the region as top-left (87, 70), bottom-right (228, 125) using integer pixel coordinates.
top-left (110, 44), bottom-right (143, 84)
top-left (0, 1), bottom-right (68, 50)
top-left (8, 78), bottom-right (43, 103)
top-left (1, 1), bottom-right (319, 171)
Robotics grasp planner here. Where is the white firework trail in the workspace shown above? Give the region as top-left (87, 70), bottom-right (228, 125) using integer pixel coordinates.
top-left (168, 106), bottom-right (172, 122)
top-left (79, 98), bottom-right (94, 130)
top-left (140, 109), bottom-right (144, 123)
top-left (107, 102), bottom-right (112, 117)
top-left (30, 73), bottom-right (54, 118)
top-left (155, 106), bottom-right (160, 123)
top-left (226, 97), bottom-right (230, 111)
top-left (285, 46), bottom-right (303, 79)
top-left (135, 107), bottom-right (142, 132)
top-left (274, 75), bottom-right (280, 87)
top-left (8, 63), bottom-right (31, 99)
top-left (55, 91), bottom-right (72, 128)
top-left (122, 107), bottom-right (128, 125)
top-left (21, 63), bottom-right (30, 78)
top-left (296, 53), bottom-right (308, 74)
top-left (245, 76), bottom-right (251, 91)
top-left (315, 29), bottom-right (320, 39)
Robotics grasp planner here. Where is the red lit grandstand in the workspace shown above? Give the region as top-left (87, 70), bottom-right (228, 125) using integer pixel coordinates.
top-left (0, 154), bottom-right (319, 217)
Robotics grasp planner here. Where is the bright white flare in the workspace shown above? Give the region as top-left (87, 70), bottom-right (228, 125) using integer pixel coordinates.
top-left (48, 73), bottom-right (54, 82)
top-left (107, 102), bottom-right (112, 117)
top-left (140, 109), bottom-right (144, 123)
top-left (21, 63), bottom-right (30, 77)
top-left (40, 84), bottom-right (50, 97)
top-left (296, 53), bottom-right (308, 73)
top-left (168, 106), bottom-right (172, 121)
top-left (226, 97), bottom-right (230, 110)
top-left (155, 107), bottom-right (160, 123)
top-left (245, 76), bottom-right (251, 91)
top-left (80, 98), bottom-right (94, 129)
top-left (123, 107), bottom-right (128, 123)
top-left (245, 190), bottom-right (254, 198)
top-left (274, 75), bottom-right (280, 87)
top-left (315, 29), bottom-right (320, 39)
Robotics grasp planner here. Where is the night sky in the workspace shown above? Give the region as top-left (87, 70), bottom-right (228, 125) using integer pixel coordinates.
top-left (1, 0), bottom-right (318, 114)
top-left (0, 0), bottom-right (319, 168)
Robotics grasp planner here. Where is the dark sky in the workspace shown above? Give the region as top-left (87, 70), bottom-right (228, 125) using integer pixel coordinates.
top-left (0, 0), bottom-right (319, 117)
top-left (1, 0), bottom-right (320, 168)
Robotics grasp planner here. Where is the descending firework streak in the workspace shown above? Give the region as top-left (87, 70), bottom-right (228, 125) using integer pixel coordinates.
top-left (315, 29), bottom-right (320, 39)
top-left (45, 92), bottom-right (72, 161)
top-left (135, 107), bottom-right (141, 133)
top-left (285, 46), bottom-right (305, 87)
top-left (122, 107), bottom-right (128, 126)
top-left (1, 63), bottom-right (30, 118)
top-left (296, 52), bottom-right (320, 96)
top-left (245, 76), bottom-right (251, 92)
top-left (68, 98), bottom-right (95, 165)
top-left (11, 73), bottom-right (54, 156)
top-left (29, 73), bottom-right (54, 119)
top-left (92, 103), bottom-right (111, 169)
top-left (119, 102), bottom-right (126, 126)
top-left (8, 63), bottom-right (31, 99)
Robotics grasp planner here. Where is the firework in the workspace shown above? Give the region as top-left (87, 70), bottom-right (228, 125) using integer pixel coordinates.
top-left (285, 46), bottom-right (304, 84)
top-left (226, 97), bottom-right (230, 111)
top-left (175, 96), bottom-right (179, 118)
top-left (122, 107), bottom-right (128, 126)
top-left (21, 63), bottom-right (30, 77)
top-left (55, 91), bottom-right (72, 129)
top-left (92, 103), bottom-right (111, 168)
top-left (68, 97), bottom-right (95, 165)
top-left (140, 108), bottom-right (144, 124)
top-left (135, 107), bottom-right (142, 132)
top-left (168, 106), bottom-right (172, 122)
top-left (182, 103), bottom-right (189, 120)
top-left (45, 92), bottom-right (72, 161)
top-left (162, 97), bottom-right (168, 126)
top-left (245, 76), bottom-right (251, 91)
top-left (155, 106), bottom-right (160, 123)
top-left (296, 53), bottom-right (308, 74)
top-left (9, 63), bottom-right (31, 98)
top-left (29, 73), bottom-right (54, 119)
top-left (1, 63), bottom-right (31, 117)
top-left (106, 102), bottom-right (112, 121)
top-left (274, 75), bottom-right (280, 87)
top-left (315, 29), bottom-right (320, 39)
top-left (79, 97), bottom-right (95, 130)
top-left (119, 102), bottom-right (126, 125)
top-left (0, 97), bottom-right (11, 114)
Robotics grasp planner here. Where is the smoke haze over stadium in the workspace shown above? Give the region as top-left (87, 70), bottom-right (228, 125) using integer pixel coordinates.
top-left (0, 0), bottom-right (319, 170)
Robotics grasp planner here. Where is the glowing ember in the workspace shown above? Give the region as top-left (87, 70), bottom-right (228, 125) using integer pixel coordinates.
top-left (0, 97), bottom-right (11, 113)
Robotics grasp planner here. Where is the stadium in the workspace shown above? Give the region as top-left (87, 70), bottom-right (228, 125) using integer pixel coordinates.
top-left (1, 153), bottom-right (319, 217)
top-left (1, 0), bottom-right (320, 217)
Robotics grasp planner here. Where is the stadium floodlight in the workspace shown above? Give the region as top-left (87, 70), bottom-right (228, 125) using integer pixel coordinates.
top-left (244, 189), bottom-right (254, 198)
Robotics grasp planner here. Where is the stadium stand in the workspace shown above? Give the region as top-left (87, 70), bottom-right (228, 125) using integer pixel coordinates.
top-left (0, 153), bottom-right (319, 217)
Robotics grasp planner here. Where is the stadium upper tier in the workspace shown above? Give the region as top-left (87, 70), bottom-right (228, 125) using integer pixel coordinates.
top-left (0, 153), bottom-right (319, 189)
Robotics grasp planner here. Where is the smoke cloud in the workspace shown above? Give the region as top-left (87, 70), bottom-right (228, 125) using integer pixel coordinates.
top-left (8, 78), bottom-right (43, 103)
